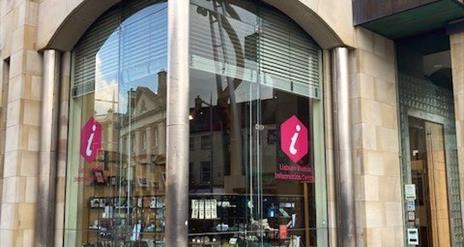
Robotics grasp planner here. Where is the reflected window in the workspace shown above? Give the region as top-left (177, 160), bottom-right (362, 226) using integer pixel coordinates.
top-left (200, 161), bottom-right (212, 185)
top-left (201, 135), bottom-right (212, 150)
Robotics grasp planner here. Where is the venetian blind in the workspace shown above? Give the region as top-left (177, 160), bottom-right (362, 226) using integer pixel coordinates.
top-left (189, 2), bottom-right (322, 99)
top-left (73, 6), bottom-right (120, 97)
top-left (259, 8), bottom-right (321, 99)
top-left (72, 0), bottom-right (167, 97)
top-left (190, 3), bottom-right (258, 85)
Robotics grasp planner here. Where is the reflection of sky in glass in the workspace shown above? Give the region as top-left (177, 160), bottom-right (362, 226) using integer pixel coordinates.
top-left (94, 3), bottom-right (167, 115)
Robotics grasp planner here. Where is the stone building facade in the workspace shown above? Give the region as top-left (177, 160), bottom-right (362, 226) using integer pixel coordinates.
top-left (0, 0), bottom-right (462, 246)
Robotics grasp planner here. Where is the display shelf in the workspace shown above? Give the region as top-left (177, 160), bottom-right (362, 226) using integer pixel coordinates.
top-left (188, 192), bottom-right (307, 246)
top-left (189, 192), bottom-right (305, 198)
top-left (189, 241), bottom-right (222, 246)
top-left (85, 194), bottom-right (166, 246)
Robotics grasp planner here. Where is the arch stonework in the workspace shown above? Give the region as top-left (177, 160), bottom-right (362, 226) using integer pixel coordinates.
top-left (38, 0), bottom-right (352, 51)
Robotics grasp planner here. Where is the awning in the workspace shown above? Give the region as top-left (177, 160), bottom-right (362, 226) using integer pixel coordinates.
top-left (357, 0), bottom-right (464, 39)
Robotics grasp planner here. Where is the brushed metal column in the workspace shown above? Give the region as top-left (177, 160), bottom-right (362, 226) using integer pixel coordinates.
top-left (37, 49), bottom-right (61, 247)
top-left (331, 47), bottom-right (356, 247)
top-left (165, 0), bottom-right (190, 246)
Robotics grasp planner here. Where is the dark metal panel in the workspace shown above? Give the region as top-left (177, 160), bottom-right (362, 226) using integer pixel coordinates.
top-left (354, 0), bottom-right (438, 25)
top-left (356, 0), bottom-right (464, 39)
top-left (353, 0), bottom-right (393, 24)
top-left (446, 18), bottom-right (464, 35)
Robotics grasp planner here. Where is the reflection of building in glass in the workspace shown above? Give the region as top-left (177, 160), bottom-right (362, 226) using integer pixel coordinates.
top-left (120, 71), bottom-right (167, 162)
top-left (78, 71), bottom-right (168, 246)
top-left (119, 71), bottom-right (167, 194)
top-left (189, 90), bottom-right (310, 195)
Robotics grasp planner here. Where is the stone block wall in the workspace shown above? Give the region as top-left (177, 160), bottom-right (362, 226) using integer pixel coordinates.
top-left (351, 28), bottom-right (404, 246)
top-left (0, 0), bottom-right (416, 246)
top-left (0, 0), bottom-right (42, 246)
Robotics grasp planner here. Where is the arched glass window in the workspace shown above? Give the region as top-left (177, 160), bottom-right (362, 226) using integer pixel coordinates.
top-left (65, 0), bottom-right (326, 246)
top-left (65, 1), bottom-right (167, 246)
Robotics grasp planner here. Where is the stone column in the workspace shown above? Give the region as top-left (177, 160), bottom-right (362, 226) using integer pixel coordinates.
top-left (450, 32), bottom-right (464, 225)
top-left (165, 0), bottom-right (190, 246)
top-left (331, 47), bottom-right (356, 247)
top-left (146, 126), bottom-right (153, 157)
top-left (54, 51), bottom-right (71, 247)
top-left (158, 122), bottom-right (166, 156)
top-left (36, 49), bottom-right (60, 247)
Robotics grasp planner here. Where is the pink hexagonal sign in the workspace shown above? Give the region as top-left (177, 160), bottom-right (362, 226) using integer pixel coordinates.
top-left (80, 117), bottom-right (102, 163)
top-left (280, 115), bottom-right (308, 162)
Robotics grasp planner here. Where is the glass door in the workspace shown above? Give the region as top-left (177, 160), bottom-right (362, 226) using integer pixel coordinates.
top-left (424, 121), bottom-right (451, 247)
top-left (408, 117), bottom-right (451, 247)
top-left (251, 83), bottom-right (316, 247)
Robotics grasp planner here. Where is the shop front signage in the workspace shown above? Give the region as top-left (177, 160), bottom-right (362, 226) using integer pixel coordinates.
top-left (408, 211), bottom-right (415, 222)
top-left (80, 117), bottom-right (102, 163)
top-left (275, 115), bottom-right (313, 182)
top-left (405, 184), bottom-right (416, 200)
top-left (407, 228), bottom-right (419, 245)
top-left (407, 200), bottom-right (415, 211)
top-left (280, 115), bottom-right (308, 162)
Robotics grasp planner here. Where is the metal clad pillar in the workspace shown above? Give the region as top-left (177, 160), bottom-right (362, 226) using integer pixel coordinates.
top-left (37, 49), bottom-right (61, 246)
top-left (165, 0), bottom-right (190, 246)
top-left (331, 47), bottom-right (356, 247)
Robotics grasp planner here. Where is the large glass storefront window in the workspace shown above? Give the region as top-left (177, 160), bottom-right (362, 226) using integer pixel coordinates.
top-left (65, 0), bottom-right (326, 246)
top-left (188, 1), bottom-right (324, 246)
top-left (64, 1), bottom-right (167, 246)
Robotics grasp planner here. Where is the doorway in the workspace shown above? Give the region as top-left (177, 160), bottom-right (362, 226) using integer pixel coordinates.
top-left (408, 117), bottom-right (451, 246)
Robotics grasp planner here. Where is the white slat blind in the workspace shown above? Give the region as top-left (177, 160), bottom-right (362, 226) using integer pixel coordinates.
top-left (259, 8), bottom-right (321, 98)
top-left (73, 7), bottom-right (120, 97)
top-left (189, 2), bottom-right (322, 99)
top-left (72, 0), bottom-right (167, 97)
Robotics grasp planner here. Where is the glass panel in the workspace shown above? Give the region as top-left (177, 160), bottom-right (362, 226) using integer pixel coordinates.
top-left (409, 117), bottom-right (432, 247)
top-left (65, 1), bottom-right (168, 247)
top-left (188, 1), bottom-right (320, 246)
top-left (189, 1), bottom-right (259, 245)
top-left (257, 84), bottom-right (316, 246)
top-left (408, 117), bottom-right (452, 247)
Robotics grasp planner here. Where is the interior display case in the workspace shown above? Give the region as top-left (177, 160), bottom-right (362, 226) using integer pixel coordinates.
top-left (188, 194), bottom-right (307, 247)
top-left (85, 195), bottom-right (165, 247)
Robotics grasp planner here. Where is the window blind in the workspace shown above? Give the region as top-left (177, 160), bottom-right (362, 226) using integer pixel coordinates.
top-left (72, 0), bottom-right (167, 97)
top-left (259, 8), bottom-right (321, 99)
top-left (73, 6), bottom-right (120, 97)
top-left (189, 2), bottom-right (322, 99)
top-left (190, 3), bottom-right (258, 86)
